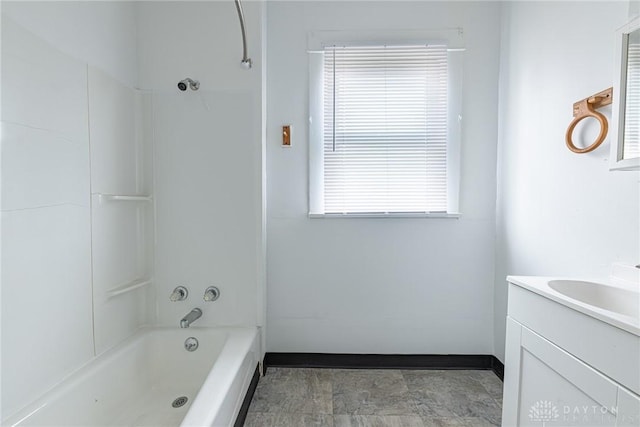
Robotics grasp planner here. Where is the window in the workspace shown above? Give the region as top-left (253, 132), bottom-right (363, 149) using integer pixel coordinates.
top-left (309, 32), bottom-right (463, 217)
top-left (623, 34), bottom-right (640, 159)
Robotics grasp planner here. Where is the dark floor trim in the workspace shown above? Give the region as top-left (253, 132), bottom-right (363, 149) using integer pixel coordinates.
top-left (265, 353), bottom-right (504, 381)
top-left (491, 356), bottom-right (504, 381)
top-left (233, 364), bottom-right (260, 427)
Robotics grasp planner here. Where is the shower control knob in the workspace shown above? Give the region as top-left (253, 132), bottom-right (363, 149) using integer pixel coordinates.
top-left (203, 286), bottom-right (220, 302)
top-left (170, 286), bottom-right (189, 302)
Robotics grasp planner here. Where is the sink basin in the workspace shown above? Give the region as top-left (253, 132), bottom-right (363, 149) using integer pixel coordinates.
top-left (548, 280), bottom-right (639, 318)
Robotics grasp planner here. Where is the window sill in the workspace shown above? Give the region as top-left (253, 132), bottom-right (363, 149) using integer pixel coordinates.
top-left (308, 212), bottom-right (461, 219)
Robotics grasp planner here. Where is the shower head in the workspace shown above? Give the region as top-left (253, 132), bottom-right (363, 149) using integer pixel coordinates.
top-left (177, 78), bottom-right (200, 91)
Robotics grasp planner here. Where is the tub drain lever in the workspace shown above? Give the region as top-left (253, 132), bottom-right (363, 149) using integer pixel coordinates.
top-left (184, 337), bottom-right (199, 352)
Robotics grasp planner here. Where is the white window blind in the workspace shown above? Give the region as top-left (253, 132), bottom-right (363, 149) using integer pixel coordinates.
top-left (321, 45), bottom-right (449, 214)
top-left (623, 40), bottom-right (640, 159)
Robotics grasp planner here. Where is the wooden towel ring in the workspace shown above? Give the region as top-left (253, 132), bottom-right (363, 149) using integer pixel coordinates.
top-left (565, 87), bottom-right (612, 154)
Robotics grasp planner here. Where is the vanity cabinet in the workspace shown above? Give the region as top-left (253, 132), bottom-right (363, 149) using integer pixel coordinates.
top-left (502, 281), bottom-right (640, 427)
top-left (618, 387), bottom-right (640, 427)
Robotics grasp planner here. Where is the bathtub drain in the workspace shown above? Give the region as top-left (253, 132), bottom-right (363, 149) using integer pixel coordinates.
top-left (172, 396), bottom-right (188, 408)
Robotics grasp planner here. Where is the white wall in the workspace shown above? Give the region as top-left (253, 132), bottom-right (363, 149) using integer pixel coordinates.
top-left (136, 1), bottom-right (263, 93)
top-left (494, 1), bottom-right (639, 362)
top-left (1, 2), bottom-right (141, 419)
top-left (136, 2), bottom-right (266, 340)
top-left (266, 1), bottom-right (501, 354)
top-left (2, 1), bottom-right (137, 88)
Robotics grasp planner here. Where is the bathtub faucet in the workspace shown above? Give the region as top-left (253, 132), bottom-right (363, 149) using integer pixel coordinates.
top-left (180, 308), bottom-right (202, 328)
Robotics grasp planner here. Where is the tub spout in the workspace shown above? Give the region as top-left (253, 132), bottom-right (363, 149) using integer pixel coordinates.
top-left (180, 308), bottom-right (202, 328)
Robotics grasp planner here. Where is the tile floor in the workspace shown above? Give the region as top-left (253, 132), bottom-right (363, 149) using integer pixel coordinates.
top-left (244, 368), bottom-right (503, 427)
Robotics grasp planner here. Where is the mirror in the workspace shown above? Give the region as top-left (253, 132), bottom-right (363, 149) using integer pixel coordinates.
top-left (611, 16), bottom-right (640, 170)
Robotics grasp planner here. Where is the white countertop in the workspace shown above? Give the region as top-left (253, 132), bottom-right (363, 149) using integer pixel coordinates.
top-left (507, 274), bottom-right (640, 337)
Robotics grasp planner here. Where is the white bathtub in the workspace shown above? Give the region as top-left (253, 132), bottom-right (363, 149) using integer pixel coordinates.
top-left (3, 327), bottom-right (260, 427)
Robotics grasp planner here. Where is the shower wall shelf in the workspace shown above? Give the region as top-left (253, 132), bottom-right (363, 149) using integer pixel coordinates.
top-left (96, 194), bottom-right (153, 203)
top-left (106, 278), bottom-right (152, 298)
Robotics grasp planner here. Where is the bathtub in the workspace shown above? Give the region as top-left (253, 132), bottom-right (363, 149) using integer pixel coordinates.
top-left (3, 327), bottom-right (260, 427)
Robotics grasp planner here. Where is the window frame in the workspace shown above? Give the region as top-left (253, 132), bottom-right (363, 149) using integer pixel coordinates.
top-left (308, 29), bottom-right (464, 218)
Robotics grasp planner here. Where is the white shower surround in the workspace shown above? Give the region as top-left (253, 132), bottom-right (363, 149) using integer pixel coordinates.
top-left (2, 1), bottom-right (267, 420)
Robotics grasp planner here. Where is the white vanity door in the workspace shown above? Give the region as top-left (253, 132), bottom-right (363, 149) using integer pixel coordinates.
top-left (617, 387), bottom-right (640, 427)
top-left (502, 317), bottom-right (619, 427)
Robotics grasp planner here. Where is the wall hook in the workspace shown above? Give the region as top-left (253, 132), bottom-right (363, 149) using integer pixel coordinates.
top-left (565, 87), bottom-right (613, 154)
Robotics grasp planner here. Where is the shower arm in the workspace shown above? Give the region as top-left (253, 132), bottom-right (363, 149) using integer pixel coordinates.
top-left (234, 0), bottom-right (252, 69)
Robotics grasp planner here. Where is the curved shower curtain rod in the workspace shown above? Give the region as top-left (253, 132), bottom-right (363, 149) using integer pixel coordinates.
top-left (234, 0), bottom-right (252, 69)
